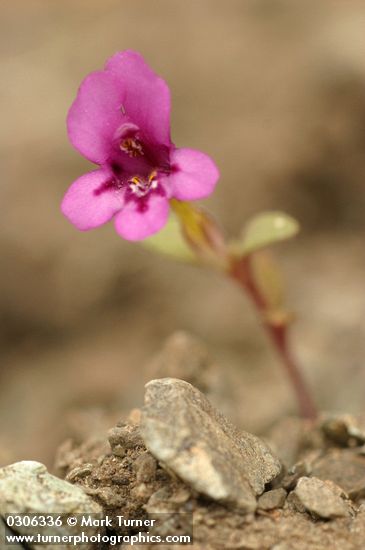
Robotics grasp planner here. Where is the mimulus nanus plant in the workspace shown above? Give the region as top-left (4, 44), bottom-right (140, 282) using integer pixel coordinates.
top-left (62, 50), bottom-right (219, 241)
top-left (63, 51), bottom-right (317, 420)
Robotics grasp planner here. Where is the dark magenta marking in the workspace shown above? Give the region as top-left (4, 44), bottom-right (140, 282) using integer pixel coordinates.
top-left (93, 178), bottom-right (116, 196)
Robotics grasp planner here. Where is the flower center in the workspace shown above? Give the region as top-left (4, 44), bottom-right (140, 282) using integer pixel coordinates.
top-left (120, 137), bottom-right (144, 158)
top-left (128, 171), bottom-right (158, 197)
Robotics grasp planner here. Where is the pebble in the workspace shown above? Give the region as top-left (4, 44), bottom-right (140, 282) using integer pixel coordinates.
top-left (321, 414), bottom-right (365, 447)
top-left (290, 476), bottom-right (351, 519)
top-left (311, 449), bottom-right (365, 499)
top-left (258, 488), bottom-right (287, 510)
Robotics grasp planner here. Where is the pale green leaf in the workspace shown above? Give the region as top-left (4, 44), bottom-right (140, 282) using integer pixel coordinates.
top-left (232, 211), bottom-right (300, 256)
top-left (141, 213), bottom-right (195, 262)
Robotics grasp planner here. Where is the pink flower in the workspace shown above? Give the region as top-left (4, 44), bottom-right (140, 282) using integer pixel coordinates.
top-left (62, 51), bottom-right (219, 241)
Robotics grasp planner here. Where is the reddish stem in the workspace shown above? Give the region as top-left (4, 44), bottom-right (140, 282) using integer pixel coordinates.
top-left (230, 256), bottom-right (317, 420)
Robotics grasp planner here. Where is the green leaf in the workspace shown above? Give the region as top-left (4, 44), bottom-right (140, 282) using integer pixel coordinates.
top-left (141, 213), bottom-right (195, 262)
top-left (231, 211), bottom-right (300, 256)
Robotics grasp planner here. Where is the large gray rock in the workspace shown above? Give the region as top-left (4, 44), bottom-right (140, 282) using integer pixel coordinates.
top-left (141, 378), bottom-right (281, 511)
top-left (0, 461), bottom-right (102, 549)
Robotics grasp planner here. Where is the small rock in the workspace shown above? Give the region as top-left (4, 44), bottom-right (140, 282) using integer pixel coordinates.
top-left (141, 378), bottom-right (281, 511)
top-left (133, 452), bottom-right (157, 483)
top-left (321, 414), bottom-right (365, 447)
top-left (169, 487), bottom-right (191, 504)
top-left (311, 449), bottom-right (365, 499)
top-left (65, 463), bottom-right (94, 482)
top-left (290, 476), bottom-right (350, 519)
top-left (108, 423), bottom-right (144, 457)
top-left (257, 488), bottom-right (287, 510)
top-left (0, 461), bottom-right (102, 550)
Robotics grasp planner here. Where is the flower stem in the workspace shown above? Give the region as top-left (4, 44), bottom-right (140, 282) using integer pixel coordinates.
top-left (229, 256), bottom-right (317, 420)
top-left (172, 200), bottom-right (317, 420)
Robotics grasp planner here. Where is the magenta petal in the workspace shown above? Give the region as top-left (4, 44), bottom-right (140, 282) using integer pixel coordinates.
top-left (61, 169), bottom-right (122, 230)
top-left (105, 51), bottom-right (171, 147)
top-left (114, 194), bottom-right (169, 241)
top-left (169, 148), bottom-right (219, 201)
top-left (67, 70), bottom-right (127, 164)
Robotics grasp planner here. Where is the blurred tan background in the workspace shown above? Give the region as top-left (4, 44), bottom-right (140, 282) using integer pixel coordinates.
top-left (1, 0), bottom-right (365, 467)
